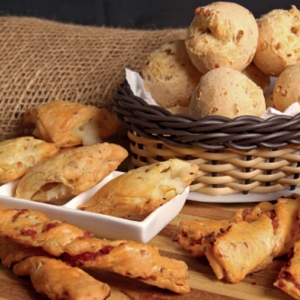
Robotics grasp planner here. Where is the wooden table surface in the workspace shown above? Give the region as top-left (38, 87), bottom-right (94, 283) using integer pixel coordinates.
top-left (0, 197), bottom-right (295, 300)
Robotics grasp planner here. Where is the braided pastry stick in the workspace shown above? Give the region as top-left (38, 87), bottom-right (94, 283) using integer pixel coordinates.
top-left (0, 205), bottom-right (190, 294)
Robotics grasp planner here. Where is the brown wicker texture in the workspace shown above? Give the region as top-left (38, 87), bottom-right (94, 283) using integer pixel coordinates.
top-left (114, 83), bottom-right (300, 196)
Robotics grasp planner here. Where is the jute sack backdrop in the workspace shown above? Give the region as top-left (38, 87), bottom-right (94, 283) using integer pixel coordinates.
top-left (0, 17), bottom-right (186, 141)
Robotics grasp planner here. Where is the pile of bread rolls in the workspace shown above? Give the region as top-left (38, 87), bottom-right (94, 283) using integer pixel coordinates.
top-left (141, 2), bottom-right (300, 118)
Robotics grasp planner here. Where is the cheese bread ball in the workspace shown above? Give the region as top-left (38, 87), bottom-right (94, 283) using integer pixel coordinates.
top-left (242, 62), bottom-right (270, 91)
top-left (273, 62), bottom-right (300, 112)
top-left (141, 39), bottom-right (202, 109)
top-left (253, 6), bottom-right (300, 77)
top-left (185, 2), bottom-right (258, 74)
top-left (189, 67), bottom-right (266, 119)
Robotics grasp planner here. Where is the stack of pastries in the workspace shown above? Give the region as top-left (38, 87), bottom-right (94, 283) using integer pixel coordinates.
top-left (141, 2), bottom-right (300, 117)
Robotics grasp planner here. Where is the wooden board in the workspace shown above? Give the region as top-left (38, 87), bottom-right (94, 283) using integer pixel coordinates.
top-left (0, 199), bottom-right (294, 300)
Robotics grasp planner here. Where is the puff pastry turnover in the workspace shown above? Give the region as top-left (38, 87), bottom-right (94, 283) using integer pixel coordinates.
top-left (78, 158), bottom-right (198, 218)
top-left (0, 136), bottom-right (59, 184)
top-left (24, 100), bottom-right (121, 147)
top-left (15, 143), bottom-right (128, 202)
top-left (13, 256), bottom-right (111, 300)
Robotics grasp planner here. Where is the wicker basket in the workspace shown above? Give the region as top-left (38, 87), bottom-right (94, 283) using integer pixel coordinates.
top-left (113, 83), bottom-right (300, 199)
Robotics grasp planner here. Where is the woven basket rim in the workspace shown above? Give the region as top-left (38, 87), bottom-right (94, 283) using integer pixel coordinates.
top-left (113, 82), bottom-right (300, 151)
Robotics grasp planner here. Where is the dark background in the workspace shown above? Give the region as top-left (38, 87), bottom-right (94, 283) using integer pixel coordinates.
top-left (0, 0), bottom-right (298, 29)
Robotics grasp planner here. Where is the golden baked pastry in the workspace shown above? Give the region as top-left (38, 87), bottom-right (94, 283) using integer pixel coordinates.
top-left (189, 67), bottom-right (266, 118)
top-left (78, 158), bottom-right (199, 218)
top-left (0, 205), bottom-right (190, 294)
top-left (176, 218), bottom-right (234, 257)
top-left (253, 6), bottom-right (300, 77)
top-left (202, 213), bottom-right (275, 283)
top-left (0, 136), bottom-right (59, 184)
top-left (273, 62), bottom-right (300, 112)
top-left (141, 39), bottom-right (202, 109)
top-left (185, 2), bottom-right (258, 74)
top-left (15, 143), bottom-right (128, 202)
top-left (274, 240), bottom-right (300, 299)
top-left (24, 100), bottom-right (121, 147)
top-left (13, 256), bottom-right (111, 300)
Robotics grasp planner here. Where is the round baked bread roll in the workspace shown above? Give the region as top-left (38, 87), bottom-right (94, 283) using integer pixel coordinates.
top-left (185, 2), bottom-right (258, 74)
top-left (189, 67), bottom-right (266, 119)
top-left (242, 62), bottom-right (270, 91)
top-left (273, 62), bottom-right (300, 112)
top-left (253, 6), bottom-right (300, 77)
top-left (141, 39), bottom-right (202, 109)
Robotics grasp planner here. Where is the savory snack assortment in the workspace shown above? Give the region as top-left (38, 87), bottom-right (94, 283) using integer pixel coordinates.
top-left (141, 3), bottom-right (300, 116)
top-left (176, 194), bottom-right (300, 298)
top-left (0, 205), bottom-right (190, 299)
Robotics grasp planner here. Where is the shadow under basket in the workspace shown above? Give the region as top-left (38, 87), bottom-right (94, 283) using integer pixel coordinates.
top-left (113, 83), bottom-right (300, 199)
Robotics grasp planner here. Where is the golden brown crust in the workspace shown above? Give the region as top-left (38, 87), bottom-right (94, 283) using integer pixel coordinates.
top-left (253, 6), bottom-right (300, 77)
top-left (141, 39), bottom-right (202, 109)
top-left (274, 240), bottom-right (300, 300)
top-left (0, 137), bottom-right (59, 184)
top-left (15, 143), bottom-right (128, 202)
top-left (24, 100), bottom-right (121, 147)
top-left (13, 256), bottom-right (111, 300)
top-left (78, 158), bottom-right (198, 218)
top-left (273, 62), bottom-right (300, 112)
top-left (62, 238), bottom-right (190, 294)
top-left (202, 214), bottom-right (275, 283)
top-left (177, 218), bottom-right (234, 257)
top-left (189, 67), bottom-right (266, 118)
top-left (0, 206), bottom-right (190, 294)
top-left (185, 2), bottom-right (258, 73)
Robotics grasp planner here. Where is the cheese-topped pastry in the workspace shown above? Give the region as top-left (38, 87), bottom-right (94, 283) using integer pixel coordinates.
top-left (13, 256), bottom-right (111, 300)
top-left (0, 137), bottom-right (59, 184)
top-left (15, 143), bottom-right (128, 202)
top-left (78, 158), bottom-right (199, 218)
top-left (24, 100), bottom-right (121, 147)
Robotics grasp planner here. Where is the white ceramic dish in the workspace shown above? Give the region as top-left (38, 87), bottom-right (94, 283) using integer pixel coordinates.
top-left (0, 171), bottom-right (189, 243)
top-left (188, 187), bottom-right (300, 203)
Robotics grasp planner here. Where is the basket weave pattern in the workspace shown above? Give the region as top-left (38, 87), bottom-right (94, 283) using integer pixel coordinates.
top-left (114, 83), bottom-right (300, 196)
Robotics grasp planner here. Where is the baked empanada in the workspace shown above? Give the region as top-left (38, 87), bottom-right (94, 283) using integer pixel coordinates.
top-left (202, 213), bottom-right (275, 283)
top-left (78, 158), bottom-right (199, 218)
top-left (13, 256), bottom-right (111, 300)
top-left (176, 218), bottom-right (235, 257)
top-left (15, 143), bottom-right (128, 202)
top-left (24, 100), bottom-right (121, 147)
top-left (0, 136), bottom-right (59, 184)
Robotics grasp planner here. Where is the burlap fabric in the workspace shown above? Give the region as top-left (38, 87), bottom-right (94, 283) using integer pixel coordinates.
top-left (0, 17), bottom-right (186, 141)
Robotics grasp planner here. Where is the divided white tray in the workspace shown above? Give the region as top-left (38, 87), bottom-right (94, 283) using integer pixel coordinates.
top-left (0, 171), bottom-right (189, 243)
